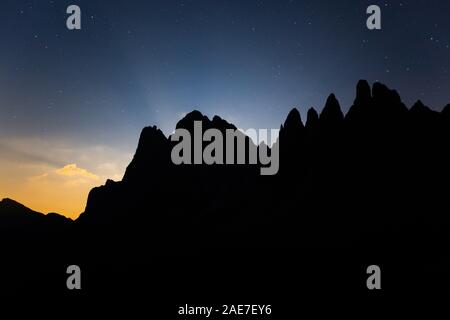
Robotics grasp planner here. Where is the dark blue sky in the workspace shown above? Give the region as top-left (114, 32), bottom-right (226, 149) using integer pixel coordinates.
top-left (1, 0), bottom-right (450, 140)
top-left (1, 1), bottom-right (450, 215)
top-left (2, 0), bottom-right (450, 140)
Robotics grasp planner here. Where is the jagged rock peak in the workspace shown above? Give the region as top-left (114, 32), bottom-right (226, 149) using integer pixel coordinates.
top-left (185, 110), bottom-right (204, 119)
top-left (306, 107), bottom-right (319, 128)
top-left (123, 124), bottom-right (171, 182)
top-left (320, 94), bottom-right (344, 123)
top-left (284, 108), bottom-right (304, 129)
top-left (176, 110), bottom-right (210, 129)
top-left (140, 125), bottom-right (165, 136)
top-left (355, 80), bottom-right (371, 102)
top-left (411, 100), bottom-right (427, 111)
top-left (410, 100), bottom-right (440, 118)
top-left (138, 125), bottom-right (168, 147)
top-left (372, 82), bottom-right (402, 104)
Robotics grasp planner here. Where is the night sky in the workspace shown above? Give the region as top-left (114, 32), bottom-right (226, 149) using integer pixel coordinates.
top-left (1, 0), bottom-right (449, 217)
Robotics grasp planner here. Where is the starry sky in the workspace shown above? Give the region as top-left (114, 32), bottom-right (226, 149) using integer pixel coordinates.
top-left (1, 0), bottom-right (449, 218)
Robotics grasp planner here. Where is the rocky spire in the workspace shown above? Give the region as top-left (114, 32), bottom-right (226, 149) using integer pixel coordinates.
top-left (283, 108), bottom-right (304, 131)
top-left (320, 94), bottom-right (344, 125)
top-left (355, 79), bottom-right (371, 104)
top-left (305, 107), bottom-right (319, 129)
top-left (122, 125), bottom-right (171, 183)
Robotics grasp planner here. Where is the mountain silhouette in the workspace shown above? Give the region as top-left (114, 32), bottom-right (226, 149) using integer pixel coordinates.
top-left (70, 80), bottom-right (449, 252)
top-left (0, 198), bottom-right (71, 229)
top-left (1, 80), bottom-right (449, 302)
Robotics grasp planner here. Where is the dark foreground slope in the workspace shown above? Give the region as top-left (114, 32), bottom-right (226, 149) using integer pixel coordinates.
top-left (1, 81), bottom-right (449, 312)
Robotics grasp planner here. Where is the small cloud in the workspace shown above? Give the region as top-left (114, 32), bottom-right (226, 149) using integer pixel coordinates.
top-left (29, 173), bottom-right (49, 181)
top-left (55, 164), bottom-right (99, 180)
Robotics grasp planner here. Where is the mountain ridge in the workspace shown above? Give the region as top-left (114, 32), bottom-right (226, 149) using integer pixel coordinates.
top-left (2, 80), bottom-right (450, 227)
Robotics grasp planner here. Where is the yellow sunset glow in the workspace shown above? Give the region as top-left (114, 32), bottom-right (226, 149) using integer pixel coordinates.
top-left (0, 137), bottom-right (132, 219)
top-left (0, 163), bottom-right (102, 219)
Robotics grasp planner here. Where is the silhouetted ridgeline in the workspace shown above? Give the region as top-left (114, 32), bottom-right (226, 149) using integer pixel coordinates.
top-left (1, 80), bottom-right (449, 301)
top-left (72, 80), bottom-right (448, 251)
top-left (1, 80), bottom-right (449, 253)
top-left (0, 198), bottom-right (71, 233)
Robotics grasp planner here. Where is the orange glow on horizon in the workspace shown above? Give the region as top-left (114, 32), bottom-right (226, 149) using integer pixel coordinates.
top-left (0, 163), bottom-right (103, 219)
top-left (0, 137), bottom-right (132, 219)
